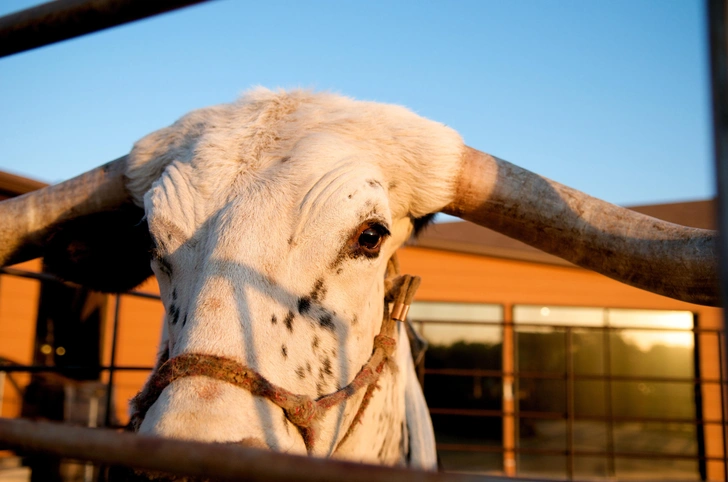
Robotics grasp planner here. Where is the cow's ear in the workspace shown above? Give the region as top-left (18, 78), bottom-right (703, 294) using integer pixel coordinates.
top-left (43, 206), bottom-right (153, 293)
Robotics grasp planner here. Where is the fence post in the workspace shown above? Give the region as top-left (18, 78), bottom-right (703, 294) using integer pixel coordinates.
top-left (707, 1), bottom-right (728, 479)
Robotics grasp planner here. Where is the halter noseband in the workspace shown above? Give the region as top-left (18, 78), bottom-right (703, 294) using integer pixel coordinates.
top-left (129, 271), bottom-right (421, 453)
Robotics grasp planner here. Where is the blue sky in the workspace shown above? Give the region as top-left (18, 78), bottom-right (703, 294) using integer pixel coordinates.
top-left (0, 0), bottom-right (713, 207)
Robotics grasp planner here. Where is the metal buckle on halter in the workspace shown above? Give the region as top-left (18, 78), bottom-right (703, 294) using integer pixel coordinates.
top-left (390, 302), bottom-right (410, 322)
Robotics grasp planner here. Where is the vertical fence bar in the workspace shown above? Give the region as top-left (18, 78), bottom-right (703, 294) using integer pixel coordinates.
top-left (0, 370), bottom-right (5, 416)
top-left (104, 294), bottom-right (122, 427)
top-left (513, 319), bottom-right (521, 476)
top-left (719, 331), bottom-right (728, 481)
top-left (565, 328), bottom-right (574, 480)
top-left (502, 304), bottom-right (516, 476)
top-left (603, 322), bottom-right (616, 477)
top-left (708, 1), bottom-right (728, 478)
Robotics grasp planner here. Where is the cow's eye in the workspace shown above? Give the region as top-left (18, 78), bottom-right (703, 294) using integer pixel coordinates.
top-left (354, 222), bottom-right (389, 257)
top-left (359, 228), bottom-right (382, 250)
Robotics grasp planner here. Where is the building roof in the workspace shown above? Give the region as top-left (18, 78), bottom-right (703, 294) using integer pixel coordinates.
top-left (413, 199), bottom-right (716, 266)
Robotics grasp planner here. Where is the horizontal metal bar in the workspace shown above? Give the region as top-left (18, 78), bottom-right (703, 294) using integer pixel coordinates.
top-left (0, 364), bottom-right (153, 373)
top-left (429, 407), bottom-right (727, 426)
top-left (0, 418), bottom-right (538, 482)
top-left (435, 444), bottom-right (728, 462)
top-left (0, 267), bottom-right (160, 299)
top-left (0, 266), bottom-right (84, 287)
top-left (424, 367), bottom-right (727, 385)
top-left (2, 362), bottom-right (723, 383)
top-left (414, 319), bottom-right (724, 334)
top-left (429, 408), bottom-right (504, 418)
top-left (118, 290), bottom-right (161, 300)
top-left (0, 0), bottom-right (211, 58)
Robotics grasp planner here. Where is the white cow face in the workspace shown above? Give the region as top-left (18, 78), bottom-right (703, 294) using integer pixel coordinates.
top-left (126, 89), bottom-right (463, 460)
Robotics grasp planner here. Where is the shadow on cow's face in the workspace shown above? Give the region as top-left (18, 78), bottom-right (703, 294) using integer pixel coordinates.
top-left (131, 138), bottom-right (417, 458)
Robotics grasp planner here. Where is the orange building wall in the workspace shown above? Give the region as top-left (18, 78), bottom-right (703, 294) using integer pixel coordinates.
top-left (0, 260), bottom-right (42, 418)
top-left (101, 277), bottom-right (164, 425)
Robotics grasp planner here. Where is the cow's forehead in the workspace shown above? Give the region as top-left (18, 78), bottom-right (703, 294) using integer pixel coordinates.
top-left (144, 137), bottom-right (394, 250)
top-left (126, 89), bottom-right (464, 221)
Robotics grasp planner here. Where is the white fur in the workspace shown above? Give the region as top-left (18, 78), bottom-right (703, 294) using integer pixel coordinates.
top-left (126, 89), bottom-right (463, 467)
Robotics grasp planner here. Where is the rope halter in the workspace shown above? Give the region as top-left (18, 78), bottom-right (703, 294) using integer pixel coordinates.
top-left (129, 271), bottom-right (421, 453)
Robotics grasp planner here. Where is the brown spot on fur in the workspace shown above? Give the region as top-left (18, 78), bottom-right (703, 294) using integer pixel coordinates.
top-left (201, 297), bottom-right (223, 312)
top-left (312, 336), bottom-right (320, 351)
top-left (154, 217), bottom-right (190, 248)
top-left (284, 311), bottom-right (294, 332)
top-left (281, 345), bottom-right (288, 359)
top-left (271, 314), bottom-right (277, 325)
top-left (310, 279), bottom-right (326, 301)
top-left (321, 357), bottom-right (333, 377)
top-left (295, 366), bottom-right (305, 379)
top-left (197, 381), bottom-right (222, 401)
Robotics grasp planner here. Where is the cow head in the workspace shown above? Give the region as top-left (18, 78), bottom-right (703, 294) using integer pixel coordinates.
top-left (0, 89), bottom-right (718, 464)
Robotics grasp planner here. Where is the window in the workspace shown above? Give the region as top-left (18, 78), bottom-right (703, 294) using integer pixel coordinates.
top-left (514, 306), bottom-right (699, 480)
top-left (410, 301), bottom-right (504, 473)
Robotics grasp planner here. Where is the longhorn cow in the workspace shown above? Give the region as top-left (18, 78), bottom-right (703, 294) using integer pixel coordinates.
top-left (0, 89), bottom-right (718, 472)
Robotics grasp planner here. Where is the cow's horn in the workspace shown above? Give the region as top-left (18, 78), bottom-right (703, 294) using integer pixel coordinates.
top-left (443, 147), bottom-right (719, 307)
top-left (0, 156), bottom-right (132, 267)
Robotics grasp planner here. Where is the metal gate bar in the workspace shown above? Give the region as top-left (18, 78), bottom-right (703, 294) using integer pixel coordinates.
top-left (708, 0), bottom-right (728, 478)
top-left (0, 0), bottom-right (212, 58)
top-left (0, 418), bottom-right (532, 482)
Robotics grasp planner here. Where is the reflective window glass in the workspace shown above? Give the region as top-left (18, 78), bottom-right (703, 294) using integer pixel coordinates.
top-left (573, 380), bottom-right (607, 417)
top-left (572, 420), bottom-right (608, 452)
top-left (519, 418), bottom-right (566, 451)
top-left (575, 456), bottom-right (610, 479)
top-left (431, 414), bottom-right (503, 446)
top-left (614, 458), bottom-right (699, 481)
top-left (606, 309), bottom-right (694, 329)
top-left (609, 331), bottom-right (694, 378)
top-left (423, 374), bottom-right (501, 410)
top-left (514, 305), bottom-right (604, 326)
top-left (512, 304), bottom-right (701, 481)
top-left (518, 379), bottom-right (565, 414)
top-left (421, 323), bottom-right (502, 370)
top-left (410, 301), bottom-right (503, 322)
top-left (613, 421), bottom-right (697, 455)
top-left (516, 328), bottom-right (565, 373)
top-left (517, 454), bottom-right (566, 478)
top-left (573, 329), bottom-right (606, 375)
top-left (437, 450), bottom-right (502, 473)
top-left (611, 381), bottom-right (695, 419)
